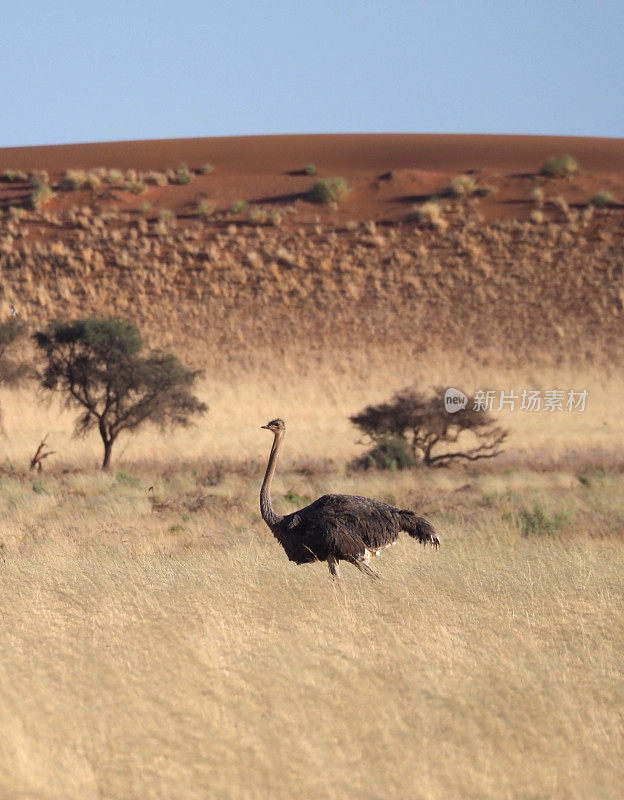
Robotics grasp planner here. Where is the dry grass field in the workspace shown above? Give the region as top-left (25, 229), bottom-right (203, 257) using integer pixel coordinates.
top-left (0, 452), bottom-right (623, 799)
top-left (1, 133), bottom-right (623, 798)
top-left (0, 371), bottom-right (623, 799)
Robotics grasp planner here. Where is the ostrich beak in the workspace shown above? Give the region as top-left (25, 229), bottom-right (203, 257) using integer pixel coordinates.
top-left (261, 424), bottom-right (270, 429)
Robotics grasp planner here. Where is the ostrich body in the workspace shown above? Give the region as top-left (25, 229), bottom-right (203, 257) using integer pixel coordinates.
top-left (260, 419), bottom-right (439, 578)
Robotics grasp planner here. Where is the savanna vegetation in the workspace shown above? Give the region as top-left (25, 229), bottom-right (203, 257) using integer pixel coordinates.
top-left (0, 435), bottom-right (622, 799)
top-left (0, 143), bottom-right (623, 799)
top-left (34, 318), bottom-right (206, 468)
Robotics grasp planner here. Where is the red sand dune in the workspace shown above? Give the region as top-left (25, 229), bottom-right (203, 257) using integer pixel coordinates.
top-left (1, 133), bottom-right (624, 369)
top-left (2, 133), bottom-right (624, 223)
top-left (3, 132), bottom-right (624, 174)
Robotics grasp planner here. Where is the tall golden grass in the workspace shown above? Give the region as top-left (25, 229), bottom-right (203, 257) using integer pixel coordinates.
top-left (2, 360), bottom-right (622, 469)
top-left (0, 461), bottom-right (622, 799)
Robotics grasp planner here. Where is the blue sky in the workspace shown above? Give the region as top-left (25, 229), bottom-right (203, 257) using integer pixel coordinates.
top-left (1, 0), bottom-right (623, 146)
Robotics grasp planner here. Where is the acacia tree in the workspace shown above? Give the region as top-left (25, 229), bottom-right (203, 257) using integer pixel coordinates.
top-left (351, 386), bottom-right (507, 468)
top-left (34, 319), bottom-right (207, 469)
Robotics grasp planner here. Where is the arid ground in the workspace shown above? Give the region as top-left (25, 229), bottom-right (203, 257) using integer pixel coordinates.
top-left (0, 134), bottom-right (623, 799)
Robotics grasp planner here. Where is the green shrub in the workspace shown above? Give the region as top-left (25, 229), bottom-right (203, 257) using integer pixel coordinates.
top-left (446, 175), bottom-right (478, 198)
top-left (116, 470), bottom-right (141, 487)
top-left (268, 208), bottom-right (282, 226)
top-left (518, 502), bottom-right (567, 536)
top-left (106, 168), bottom-right (125, 186)
top-left (198, 163), bottom-right (214, 175)
top-left (283, 488), bottom-right (312, 506)
top-left (59, 169), bottom-right (88, 191)
top-left (303, 164), bottom-right (317, 176)
top-left (308, 177), bottom-right (350, 204)
top-left (29, 186), bottom-right (55, 210)
top-left (143, 171), bottom-right (169, 187)
top-left (197, 200), bottom-right (216, 218)
top-left (172, 163), bottom-right (193, 185)
top-left (531, 186), bottom-right (545, 206)
top-left (540, 154), bottom-right (579, 178)
top-left (84, 172), bottom-right (103, 191)
top-left (247, 206), bottom-right (266, 224)
top-left (29, 170), bottom-right (49, 190)
top-left (591, 190), bottom-right (614, 208)
top-left (352, 438), bottom-right (416, 471)
top-left (351, 386), bottom-right (507, 467)
top-left (1, 169), bottom-right (28, 183)
top-left (415, 201), bottom-right (444, 228)
top-left (125, 180), bottom-right (147, 195)
top-left (34, 319), bottom-right (207, 469)
top-left (230, 199), bottom-right (248, 214)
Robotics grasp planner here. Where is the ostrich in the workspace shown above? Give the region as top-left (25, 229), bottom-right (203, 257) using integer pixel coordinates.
top-left (260, 419), bottom-right (439, 578)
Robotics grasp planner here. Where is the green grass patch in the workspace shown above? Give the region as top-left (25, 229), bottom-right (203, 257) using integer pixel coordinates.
top-left (518, 501), bottom-right (567, 536)
top-left (115, 470), bottom-right (141, 488)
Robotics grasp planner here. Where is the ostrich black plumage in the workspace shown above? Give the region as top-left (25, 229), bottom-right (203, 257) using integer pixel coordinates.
top-left (260, 418), bottom-right (440, 578)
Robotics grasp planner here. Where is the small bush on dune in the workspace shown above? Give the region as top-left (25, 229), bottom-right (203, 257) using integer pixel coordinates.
top-left (29, 170), bottom-right (49, 190)
top-left (303, 164), bottom-right (317, 176)
top-left (84, 172), bottom-right (102, 191)
top-left (530, 209), bottom-right (545, 224)
top-left (540, 154), bottom-right (579, 178)
top-left (198, 163), bottom-right (214, 175)
top-left (125, 180), bottom-right (147, 195)
top-left (246, 206), bottom-right (282, 226)
top-left (446, 175), bottom-right (478, 198)
top-left (591, 190), bottom-right (614, 208)
top-left (106, 168), bottom-right (125, 186)
top-left (197, 200), bottom-right (216, 218)
top-left (29, 186), bottom-right (55, 210)
top-left (1, 169), bottom-right (28, 183)
top-left (415, 200), bottom-right (446, 229)
top-left (59, 169), bottom-right (88, 191)
top-left (247, 206), bottom-right (268, 225)
top-left (159, 209), bottom-right (175, 223)
top-left (143, 171), bottom-right (169, 187)
top-left (308, 177), bottom-right (350, 204)
top-left (230, 199), bottom-right (248, 214)
top-left (170, 163), bottom-right (193, 185)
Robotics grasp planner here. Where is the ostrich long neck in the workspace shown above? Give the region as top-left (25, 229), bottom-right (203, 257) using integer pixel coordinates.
top-left (260, 431), bottom-right (285, 529)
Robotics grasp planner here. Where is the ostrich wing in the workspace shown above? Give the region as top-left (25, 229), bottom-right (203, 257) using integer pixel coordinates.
top-left (292, 494), bottom-right (403, 560)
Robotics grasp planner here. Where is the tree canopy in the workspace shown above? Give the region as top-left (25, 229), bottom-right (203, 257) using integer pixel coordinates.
top-left (34, 319), bottom-right (207, 468)
top-left (351, 386), bottom-right (507, 468)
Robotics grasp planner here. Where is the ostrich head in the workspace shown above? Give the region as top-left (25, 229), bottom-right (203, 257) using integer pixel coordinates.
top-left (261, 418), bottom-right (285, 433)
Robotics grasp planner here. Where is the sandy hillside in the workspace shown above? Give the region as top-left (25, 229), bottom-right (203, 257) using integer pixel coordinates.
top-left (1, 133), bottom-right (623, 374)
